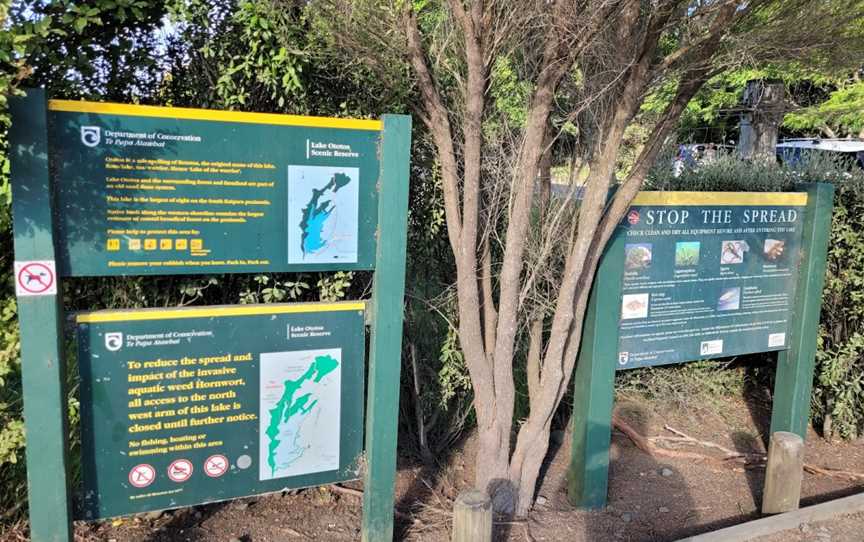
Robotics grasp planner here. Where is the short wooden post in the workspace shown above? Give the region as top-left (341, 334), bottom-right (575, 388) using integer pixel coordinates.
top-left (762, 431), bottom-right (805, 514)
top-left (452, 490), bottom-right (492, 542)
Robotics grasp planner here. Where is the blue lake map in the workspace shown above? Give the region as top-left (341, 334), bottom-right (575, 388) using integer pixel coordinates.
top-left (287, 165), bottom-right (359, 264)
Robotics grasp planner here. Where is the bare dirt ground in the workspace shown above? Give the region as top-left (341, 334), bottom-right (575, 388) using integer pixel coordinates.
top-left (17, 391), bottom-right (863, 542)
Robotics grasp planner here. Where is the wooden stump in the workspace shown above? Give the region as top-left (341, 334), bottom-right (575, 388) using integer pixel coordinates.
top-left (762, 431), bottom-right (804, 514)
top-left (452, 489), bottom-right (492, 542)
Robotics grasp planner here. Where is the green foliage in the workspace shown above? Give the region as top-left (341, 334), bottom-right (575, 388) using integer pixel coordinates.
top-left (436, 323), bottom-right (471, 407)
top-left (169, 0), bottom-right (307, 109)
top-left (785, 79), bottom-right (864, 138)
top-left (316, 271), bottom-right (353, 302)
top-left (616, 360), bottom-right (748, 411)
top-left (490, 56), bottom-right (530, 128)
top-left (815, 179), bottom-right (864, 439)
top-left (642, 63), bottom-right (864, 142)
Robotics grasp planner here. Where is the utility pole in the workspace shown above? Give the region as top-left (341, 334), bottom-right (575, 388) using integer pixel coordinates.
top-left (738, 79), bottom-right (785, 161)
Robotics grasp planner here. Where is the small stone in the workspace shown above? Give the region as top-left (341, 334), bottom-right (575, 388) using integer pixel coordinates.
top-left (800, 524), bottom-right (811, 533)
top-left (228, 538), bottom-right (242, 542)
top-left (142, 511), bottom-right (163, 521)
top-left (234, 501), bottom-right (249, 511)
top-left (536, 495), bottom-right (548, 505)
top-left (660, 468), bottom-right (674, 477)
top-left (658, 506), bottom-right (670, 513)
top-left (620, 513), bottom-right (632, 523)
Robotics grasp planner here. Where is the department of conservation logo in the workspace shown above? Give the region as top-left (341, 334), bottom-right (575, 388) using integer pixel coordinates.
top-left (80, 126), bottom-right (101, 147)
top-left (105, 332), bottom-right (123, 352)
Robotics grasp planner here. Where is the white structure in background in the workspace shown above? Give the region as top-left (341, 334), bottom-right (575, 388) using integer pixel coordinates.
top-left (776, 138), bottom-right (864, 169)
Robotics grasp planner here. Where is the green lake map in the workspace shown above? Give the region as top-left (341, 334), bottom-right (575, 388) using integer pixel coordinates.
top-left (259, 349), bottom-right (342, 480)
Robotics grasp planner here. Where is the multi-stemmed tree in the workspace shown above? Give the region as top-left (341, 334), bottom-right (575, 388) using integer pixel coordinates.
top-left (322, 0), bottom-right (864, 516)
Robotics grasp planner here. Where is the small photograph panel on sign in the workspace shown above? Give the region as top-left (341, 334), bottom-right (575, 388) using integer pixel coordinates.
top-left (717, 287), bottom-right (741, 311)
top-left (675, 241), bottom-right (700, 267)
top-left (763, 238), bottom-right (786, 261)
top-left (624, 243), bottom-right (652, 270)
top-left (621, 293), bottom-right (649, 320)
top-left (720, 240), bottom-right (749, 264)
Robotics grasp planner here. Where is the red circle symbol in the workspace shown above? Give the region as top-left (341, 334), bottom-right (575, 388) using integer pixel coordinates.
top-left (17, 263), bottom-right (55, 294)
top-left (167, 459), bottom-right (194, 483)
top-left (204, 454), bottom-right (229, 478)
top-left (627, 210), bottom-right (641, 225)
top-left (128, 464), bottom-right (156, 488)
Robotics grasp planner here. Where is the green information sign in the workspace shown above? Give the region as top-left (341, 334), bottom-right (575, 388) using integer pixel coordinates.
top-left (49, 100), bottom-right (382, 276)
top-left (77, 302), bottom-right (365, 519)
top-left (615, 192), bottom-right (808, 369)
top-left (568, 185), bottom-right (835, 511)
top-left (10, 89), bottom-right (412, 542)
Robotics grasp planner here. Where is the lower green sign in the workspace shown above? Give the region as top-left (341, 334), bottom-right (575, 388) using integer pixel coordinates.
top-left (76, 302), bottom-right (365, 519)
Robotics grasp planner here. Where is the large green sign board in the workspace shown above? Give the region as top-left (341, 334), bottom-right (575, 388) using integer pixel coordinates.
top-left (615, 192), bottom-right (807, 369)
top-left (10, 90), bottom-right (411, 542)
top-left (568, 185), bottom-right (834, 511)
top-left (77, 302), bottom-right (365, 519)
top-left (49, 100), bottom-right (382, 276)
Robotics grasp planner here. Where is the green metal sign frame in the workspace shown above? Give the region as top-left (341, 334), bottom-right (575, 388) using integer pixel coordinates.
top-left (9, 88), bottom-right (411, 542)
top-left (568, 183), bottom-right (834, 509)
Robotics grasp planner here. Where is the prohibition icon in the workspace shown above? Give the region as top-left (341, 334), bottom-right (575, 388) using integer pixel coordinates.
top-left (128, 464), bottom-right (156, 488)
top-left (167, 459), bottom-right (194, 483)
top-left (14, 260), bottom-right (57, 296)
top-left (204, 454), bottom-right (229, 478)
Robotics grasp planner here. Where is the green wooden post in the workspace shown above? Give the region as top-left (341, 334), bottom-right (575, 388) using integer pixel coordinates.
top-left (770, 182), bottom-right (834, 439)
top-left (9, 89), bottom-right (74, 541)
top-left (567, 233), bottom-right (625, 509)
top-left (361, 114), bottom-right (412, 542)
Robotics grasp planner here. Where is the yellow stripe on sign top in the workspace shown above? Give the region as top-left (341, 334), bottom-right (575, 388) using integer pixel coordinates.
top-left (76, 301), bottom-right (366, 324)
top-left (632, 191), bottom-right (808, 206)
top-left (48, 99), bottom-right (383, 132)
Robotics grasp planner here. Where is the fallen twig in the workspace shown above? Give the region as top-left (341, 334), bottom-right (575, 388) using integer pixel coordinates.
top-left (328, 484), bottom-right (364, 498)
